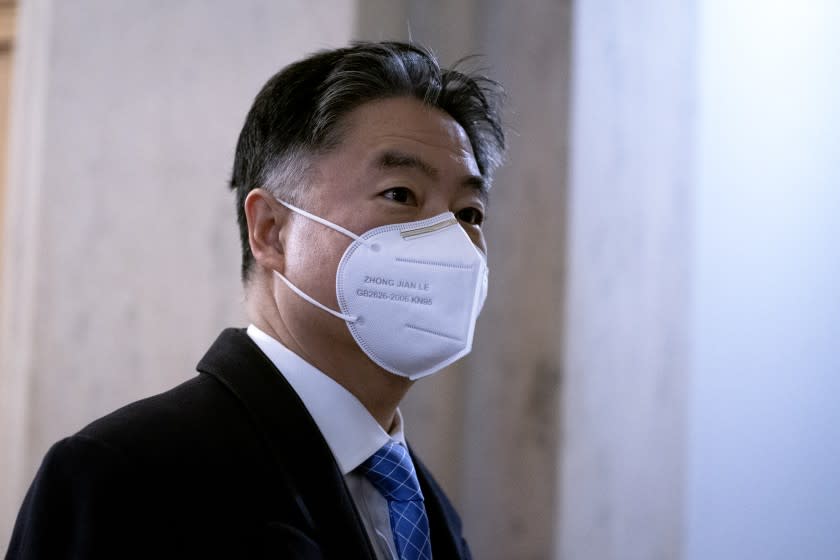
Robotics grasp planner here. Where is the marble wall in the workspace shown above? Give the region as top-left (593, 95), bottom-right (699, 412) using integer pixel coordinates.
top-left (0, 0), bottom-right (356, 544)
top-left (558, 1), bottom-right (694, 558)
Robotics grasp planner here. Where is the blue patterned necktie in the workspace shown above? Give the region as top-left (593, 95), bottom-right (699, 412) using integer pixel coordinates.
top-left (359, 440), bottom-right (433, 560)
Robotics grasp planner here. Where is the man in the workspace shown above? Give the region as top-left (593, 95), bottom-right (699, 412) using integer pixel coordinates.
top-left (6, 41), bottom-right (505, 559)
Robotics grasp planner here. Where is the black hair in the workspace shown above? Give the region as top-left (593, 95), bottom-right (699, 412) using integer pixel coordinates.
top-left (229, 41), bottom-right (506, 282)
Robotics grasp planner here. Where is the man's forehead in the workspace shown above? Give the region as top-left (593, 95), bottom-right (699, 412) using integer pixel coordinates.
top-left (316, 97), bottom-right (489, 197)
top-left (340, 98), bottom-right (477, 157)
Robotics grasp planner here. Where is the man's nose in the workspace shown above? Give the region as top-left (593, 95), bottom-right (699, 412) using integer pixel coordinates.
top-left (419, 194), bottom-right (455, 219)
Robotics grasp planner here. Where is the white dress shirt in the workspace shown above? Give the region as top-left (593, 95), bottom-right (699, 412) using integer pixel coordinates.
top-left (246, 324), bottom-right (401, 560)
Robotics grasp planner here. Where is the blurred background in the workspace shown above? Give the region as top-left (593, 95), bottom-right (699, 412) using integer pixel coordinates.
top-left (1, 1), bottom-right (838, 558)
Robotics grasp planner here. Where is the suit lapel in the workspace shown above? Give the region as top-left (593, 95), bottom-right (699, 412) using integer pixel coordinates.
top-left (196, 328), bottom-right (376, 560)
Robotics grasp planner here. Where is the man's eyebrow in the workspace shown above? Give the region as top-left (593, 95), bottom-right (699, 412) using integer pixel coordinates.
top-left (376, 149), bottom-right (489, 204)
top-left (376, 150), bottom-right (439, 179)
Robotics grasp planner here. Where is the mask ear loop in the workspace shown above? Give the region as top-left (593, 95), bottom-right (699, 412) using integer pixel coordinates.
top-left (276, 199), bottom-right (373, 247)
top-left (272, 198), bottom-right (364, 323)
top-left (273, 271), bottom-right (357, 322)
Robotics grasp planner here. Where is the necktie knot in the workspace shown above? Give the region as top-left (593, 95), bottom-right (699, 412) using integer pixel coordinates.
top-left (360, 440), bottom-right (424, 502)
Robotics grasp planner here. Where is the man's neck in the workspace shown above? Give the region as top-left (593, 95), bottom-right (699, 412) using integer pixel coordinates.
top-left (248, 299), bottom-right (412, 431)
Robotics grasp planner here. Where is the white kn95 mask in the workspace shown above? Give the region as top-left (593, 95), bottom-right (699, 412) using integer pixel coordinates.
top-left (273, 199), bottom-right (489, 380)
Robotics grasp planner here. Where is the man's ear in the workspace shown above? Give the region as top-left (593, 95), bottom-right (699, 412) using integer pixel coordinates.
top-left (244, 188), bottom-right (288, 274)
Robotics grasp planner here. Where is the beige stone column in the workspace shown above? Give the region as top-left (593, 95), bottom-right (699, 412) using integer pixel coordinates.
top-left (458, 3), bottom-right (572, 559)
top-left (356, 2), bottom-right (573, 558)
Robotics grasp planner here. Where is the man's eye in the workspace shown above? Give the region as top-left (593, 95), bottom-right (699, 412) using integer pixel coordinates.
top-left (456, 207), bottom-right (485, 226)
top-left (381, 187), bottom-right (416, 205)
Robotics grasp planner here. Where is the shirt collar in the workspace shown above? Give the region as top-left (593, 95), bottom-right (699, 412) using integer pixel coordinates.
top-left (246, 324), bottom-right (405, 475)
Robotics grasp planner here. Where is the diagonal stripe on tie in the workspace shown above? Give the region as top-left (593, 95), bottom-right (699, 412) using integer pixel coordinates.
top-left (359, 440), bottom-right (433, 560)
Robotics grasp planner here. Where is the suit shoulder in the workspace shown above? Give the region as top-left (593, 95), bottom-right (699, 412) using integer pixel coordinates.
top-left (76, 374), bottom-right (253, 464)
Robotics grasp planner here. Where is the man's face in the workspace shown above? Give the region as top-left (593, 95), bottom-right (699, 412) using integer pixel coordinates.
top-left (276, 96), bottom-right (488, 360)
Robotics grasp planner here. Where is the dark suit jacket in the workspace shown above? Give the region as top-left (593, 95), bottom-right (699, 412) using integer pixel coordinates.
top-left (6, 328), bottom-right (472, 559)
